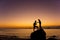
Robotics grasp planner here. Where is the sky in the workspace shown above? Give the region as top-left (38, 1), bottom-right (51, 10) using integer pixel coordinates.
top-left (0, 0), bottom-right (60, 28)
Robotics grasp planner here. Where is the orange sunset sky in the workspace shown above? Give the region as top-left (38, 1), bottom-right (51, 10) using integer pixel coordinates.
top-left (0, 0), bottom-right (60, 28)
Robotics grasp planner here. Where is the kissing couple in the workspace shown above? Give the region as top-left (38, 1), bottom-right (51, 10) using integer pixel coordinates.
top-left (33, 19), bottom-right (41, 31)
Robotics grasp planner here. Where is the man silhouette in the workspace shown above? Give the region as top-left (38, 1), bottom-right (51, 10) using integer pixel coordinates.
top-left (33, 20), bottom-right (38, 31)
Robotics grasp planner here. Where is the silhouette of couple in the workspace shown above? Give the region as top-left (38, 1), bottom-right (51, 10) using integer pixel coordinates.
top-left (33, 19), bottom-right (41, 31)
top-left (30, 19), bottom-right (46, 40)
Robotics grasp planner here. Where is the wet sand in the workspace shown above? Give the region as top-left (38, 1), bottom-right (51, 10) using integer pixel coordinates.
top-left (0, 35), bottom-right (60, 40)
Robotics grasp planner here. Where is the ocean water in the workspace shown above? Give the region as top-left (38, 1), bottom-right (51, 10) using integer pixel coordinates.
top-left (0, 29), bottom-right (60, 39)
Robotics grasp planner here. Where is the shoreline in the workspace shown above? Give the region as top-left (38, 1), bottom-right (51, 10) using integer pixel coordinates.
top-left (0, 35), bottom-right (60, 40)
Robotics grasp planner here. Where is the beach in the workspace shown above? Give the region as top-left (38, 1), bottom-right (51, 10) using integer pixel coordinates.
top-left (0, 29), bottom-right (60, 40)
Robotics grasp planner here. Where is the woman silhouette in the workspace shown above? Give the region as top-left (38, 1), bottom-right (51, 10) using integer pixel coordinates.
top-left (38, 19), bottom-right (46, 40)
top-left (38, 19), bottom-right (41, 29)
